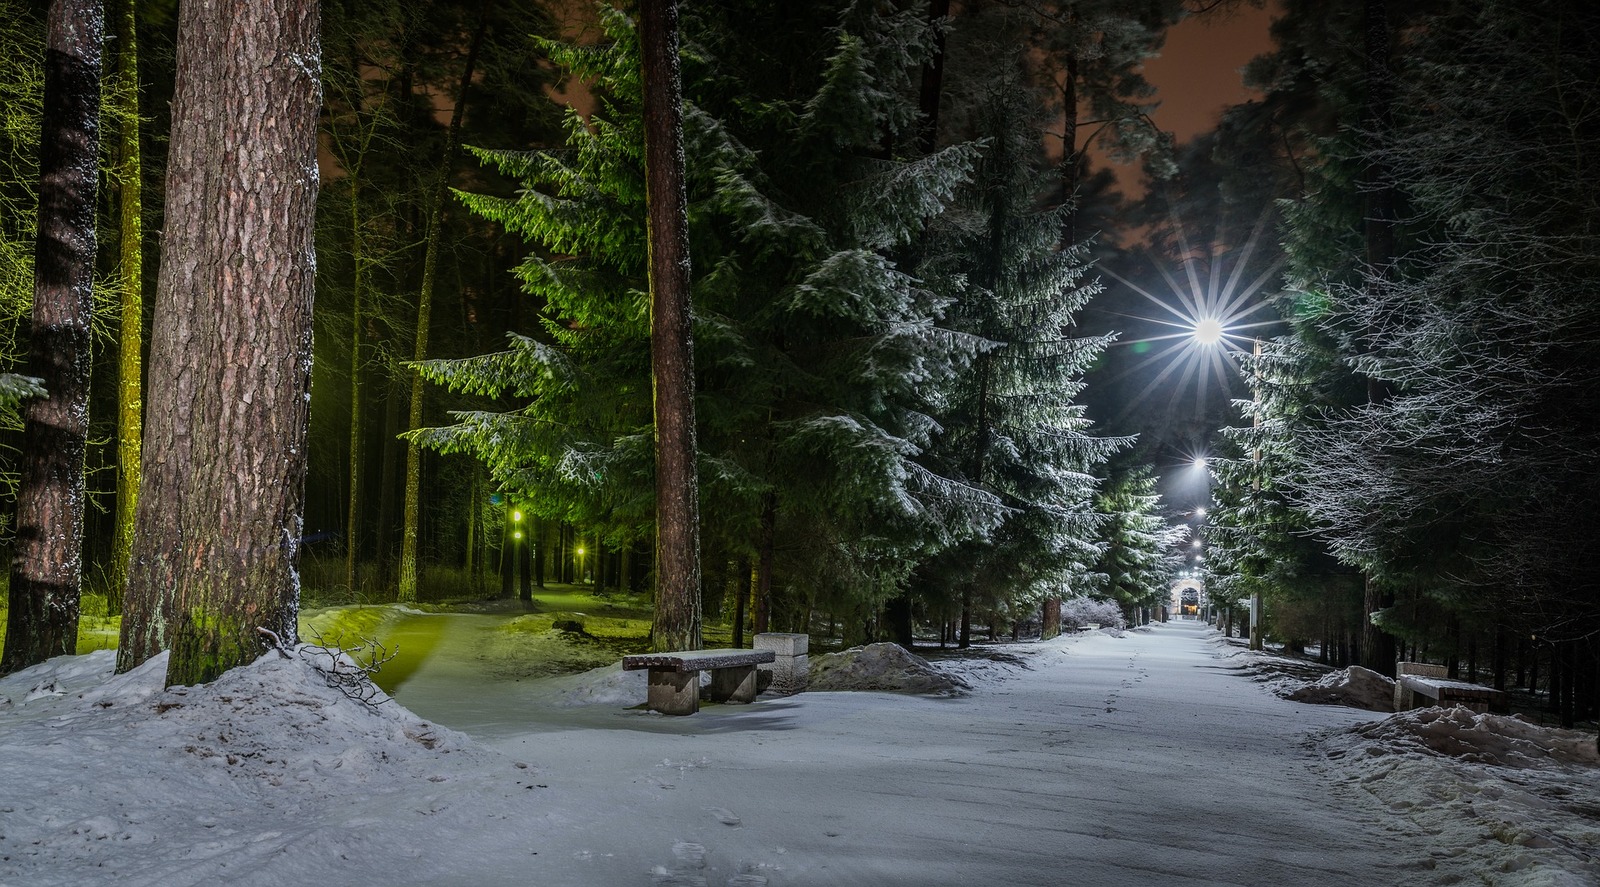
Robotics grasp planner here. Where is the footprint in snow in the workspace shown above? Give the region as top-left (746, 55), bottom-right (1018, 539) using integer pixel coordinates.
top-left (652, 841), bottom-right (709, 887)
top-left (708, 807), bottom-right (742, 827)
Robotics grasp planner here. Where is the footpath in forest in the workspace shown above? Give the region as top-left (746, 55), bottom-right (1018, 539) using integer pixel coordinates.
top-left (4, 618), bottom-right (1597, 887)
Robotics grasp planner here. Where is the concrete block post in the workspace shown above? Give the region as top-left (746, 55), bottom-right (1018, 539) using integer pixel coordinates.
top-left (754, 632), bottom-right (809, 694)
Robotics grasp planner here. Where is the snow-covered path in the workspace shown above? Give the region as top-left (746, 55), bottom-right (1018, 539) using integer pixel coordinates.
top-left (11, 616), bottom-right (1598, 885)
top-left (391, 619), bottom-right (1398, 886)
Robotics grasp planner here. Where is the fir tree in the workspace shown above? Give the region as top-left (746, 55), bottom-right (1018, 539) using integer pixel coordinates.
top-left (1087, 467), bottom-right (1183, 625)
top-left (908, 57), bottom-right (1121, 646)
top-left (418, 1), bottom-right (990, 637)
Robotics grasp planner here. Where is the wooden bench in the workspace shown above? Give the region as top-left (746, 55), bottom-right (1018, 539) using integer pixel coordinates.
top-left (1393, 661), bottom-right (1508, 714)
top-left (622, 648), bottom-right (776, 715)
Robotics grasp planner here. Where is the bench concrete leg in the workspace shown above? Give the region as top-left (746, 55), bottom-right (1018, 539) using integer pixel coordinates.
top-left (707, 664), bottom-right (758, 704)
top-left (647, 669), bottom-right (699, 715)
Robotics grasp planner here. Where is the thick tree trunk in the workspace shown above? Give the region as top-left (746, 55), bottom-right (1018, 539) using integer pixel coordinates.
top-left (641, 0), bottom-right (701, 653)
top-left (1042, 598), bottom-right (1061, 640)
top-left (118, 0), bottom-right (320, 685)
top-left (398, 3), bottom-right (487, 602)
top-left (109, 0), bottom-right (141, 613)
top-left (884, 592), bottom-right (914, 647)
top-left (1, 0), bottom-right (102, 675)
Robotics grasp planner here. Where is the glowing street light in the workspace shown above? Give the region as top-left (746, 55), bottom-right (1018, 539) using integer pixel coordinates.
top-left (1193, 317), bottom-right (1225, 346)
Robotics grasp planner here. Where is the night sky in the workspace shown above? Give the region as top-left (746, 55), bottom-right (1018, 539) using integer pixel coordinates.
top-left (1085, 3), bottom-right (1278, 516)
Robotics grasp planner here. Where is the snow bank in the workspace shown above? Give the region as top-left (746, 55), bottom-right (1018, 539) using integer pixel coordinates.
top-left (0, 647), bottom-right (545, 887)
top-left (1208, 635), bottom-right (1393, 711)
top-left (808, 642), bottom-right (970, 695)
top-left (1317, 707), bottom-right (1600, 886)
top-left (1285, 665), bottom-right (1395, 712)
top-left (1325, 705), bottom-right (1598, 768)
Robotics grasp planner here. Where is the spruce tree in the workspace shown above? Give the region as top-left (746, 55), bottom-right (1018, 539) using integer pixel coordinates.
top-left (418, 1), bottom-right (988, 637)
top-left (908, 59), bottom-right (1120, 646)
top-left (1087, 468), bottom-right (1182, 626)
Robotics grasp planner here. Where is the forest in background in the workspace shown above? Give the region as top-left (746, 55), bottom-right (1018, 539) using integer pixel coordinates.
top-left (1, 0), bottom-right (1597, 726)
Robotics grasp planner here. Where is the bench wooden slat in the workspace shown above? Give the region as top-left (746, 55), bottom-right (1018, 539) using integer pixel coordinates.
top-left (622, 648), bottom-right (774, 673)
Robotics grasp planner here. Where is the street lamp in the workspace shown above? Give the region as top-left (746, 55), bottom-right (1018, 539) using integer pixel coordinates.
top-left (576, 546), bottom-right (586, 583)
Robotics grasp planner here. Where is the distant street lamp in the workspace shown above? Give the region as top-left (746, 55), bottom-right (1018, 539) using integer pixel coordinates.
top-left (576, 545), bottom-right (587, 583)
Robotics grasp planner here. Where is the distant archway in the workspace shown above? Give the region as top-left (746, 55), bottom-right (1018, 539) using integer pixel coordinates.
top-left (1170, 578), bottom-right (1205, 619)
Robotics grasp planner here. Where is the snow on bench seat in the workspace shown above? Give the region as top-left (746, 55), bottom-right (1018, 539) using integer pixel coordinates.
top-left (622, 648), bottom-right (775, 715)
top-left (1394, 661), bottom-right (1508, 714)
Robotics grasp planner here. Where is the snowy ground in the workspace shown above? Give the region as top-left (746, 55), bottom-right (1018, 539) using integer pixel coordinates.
top-left (2, 620), bottom-right (1596, 886)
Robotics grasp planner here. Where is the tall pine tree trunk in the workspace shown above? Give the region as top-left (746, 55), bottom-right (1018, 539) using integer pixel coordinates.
top-left (345, 172), bottom-right (366, 594)
top-left (108, 0), bottom-right (142, 613)
top-left (117, 0), bottom-right (320, 684)
top-left (641, 0), bottom-right (701, 652)
top-left (1, 0), bottom-right (102, 675)
top-left (397, 3), bottom-right (487, 602)
top-left (1057, 45), bottom-right (1081, 247)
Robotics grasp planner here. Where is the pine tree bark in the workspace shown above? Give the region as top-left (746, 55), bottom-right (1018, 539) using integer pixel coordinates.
top-left (640, 0), bottom-right (701, 653)
top-left (117, 0), bottom-right (320, 684)
top-left (1, 0), bottom-right (102, 676)
top-left (1042, 598), bottom-right (1061, 639)
top-left (109, 0), bottom-right (142, 612)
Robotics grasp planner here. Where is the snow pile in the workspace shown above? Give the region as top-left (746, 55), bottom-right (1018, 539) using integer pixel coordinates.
top-left (0, 648), bottom-right (547, 887)
top-left (526, 661), bottom-right (648, 708)
top-left (1285, 665), bottom-right (1395, 712)
top-left (1317, 707), bottom-right (1600, 886)
top-left (1325, 705), bottom-right (1598, 767)
top-left (808, 642), bottom-right (970, 695)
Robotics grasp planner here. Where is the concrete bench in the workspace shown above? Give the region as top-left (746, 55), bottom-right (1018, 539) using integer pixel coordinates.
top-left (622, 648), bottom-right (776, 715)
top-left (1393, 661), bottom-right (1508, 714)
